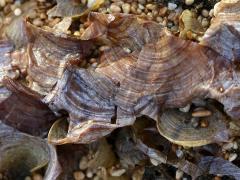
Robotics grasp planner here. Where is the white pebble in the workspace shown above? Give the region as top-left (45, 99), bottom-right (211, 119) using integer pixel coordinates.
top-left (110, 169), bottom-right (126, 177)
top-left (222, 142), bottom-right (233, 151)
top-left (86, 169), bottom-right (93, 178)
top-left (168, 3), bottom-right (177, 10)
top-left (79, 156), bottom-right (88, 170)
top-left (201, 9), bottom-right (209, 17)
top-left (176, 149), bottom-right (184, 158)
top-left (122, 3), bottom-right (130, 14)
top-left (14, 8), bottom-right (22, 16)
top-left (150, 158), bottom-right (159, 166)
top-left (0, 0), bottom-right (5, 7)
top-left (233, 142), bottom-right (238, 149)
top-left (176, 169), bottom-right (184, 180)
top-left (229, 153), bottom-right (237, 162)
top-left (185, 0), bottom-right (194, 6)
top-left (110, 4), bottom-right (121, 13)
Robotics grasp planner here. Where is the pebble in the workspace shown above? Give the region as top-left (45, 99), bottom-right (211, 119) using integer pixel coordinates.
top-left (24, 177), bottom-right (32, 180)
top-left (138, 0), bottom-right (146, 4)
top-left (79, 156), bottom-right (88, 170)
top-left (209, 9), bottom-right (214, 17)
top-left (73, 31), bottom-right (80, 36)
top-left (32, 174), bottom-right (43, 180)
top-left (110, 4), bottom-right (121, 13)
top-left (150, 158), bottom-right (159, 166)
top-left (159, 7), bottom-right (168, 16)
top-left (33, 18), bottom-right (43, 27)
top-left (201, 18), bottom-right (209, 27)
top-left (168, 3), bottom-right (177, 11)
top-left (176, 169), bottom-right (184, 180)
top-left (192, 109), bottom-right (212, 117)
top-left (201, 9), bottom-right (209, 17)
top-left (0, 0), bottom-right (6, 7)
top-left (228, 153), bottom-right (237, 162)
top-left (200, 119), bottom-right (209, 128)
top-left (233, 141), bottom-right (238, 149)
top-left (14, 8), bottom-right (22, 16)
top-left (39, 13), bottom-right (47, 19)
top-left (185, 0), bottom-right (194, 6)
top-left (222, 142), bottom-right (234, 151)
top-left (122, 3), bottom-right (130, 14)
top-left (86, 169), bottom-right (93, 178)
top-left (214, 176), bottom-right (222, 180)
top-left (176, 149), bottom-right (184, 158)
top-left (146, 4), bottom-right (156, 10)
top-left (73, 171), bottom-right (85, 180)
top-left (179, 104), bottom-right (191, 112)
top-left (110, 168), bottom-right (126, 177)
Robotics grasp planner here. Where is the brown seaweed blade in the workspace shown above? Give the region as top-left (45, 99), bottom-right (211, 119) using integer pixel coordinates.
top-left (44, 68), bottom-right (119, 144)
top-left (81, 12), bottom-right (165, 51)
top-left (0, 77), bottom-right (57, 136)
top-left (157, 107), bottom-right (229, 147)
top-left (201, 0), bottom-right (240, 61)
top-left (0, 122), bottom-right (61, 180)
top-left (45, 32), bottom-right (240, 143)
top-left (26, 21), bottom-right (93, 95)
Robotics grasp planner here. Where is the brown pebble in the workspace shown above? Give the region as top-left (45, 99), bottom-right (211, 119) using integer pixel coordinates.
top-left (32, 174), bottom-right (43, 180)
top-left (214, 176), bottom-right (222, 180)
top-left (39, 13), bottom-right (47, 19)
top-left (159, 7), bottom-right (168, 16)
top-left (192, 109), bottom-right (212, 117)
top-left (200, 118), bottom-right (209, 128)
top-left (73, 171), bottom-right (85, 180)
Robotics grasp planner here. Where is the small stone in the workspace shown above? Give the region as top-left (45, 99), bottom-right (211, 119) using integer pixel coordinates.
top-left (192, 109), bottom-right (212, 117)
top-left (185, 0), bottom-right (194, 6)
top-left (176, 169), bottom-right (184, 180)
top-left (32, 174), bottom-right (43, 180)
top-left (86, 169), bottom-right (93, 178)
top-left (138, 4), bottom-right (144, 10)
top-left (0, 0), bottom-right (6, 7)
top-left (159, 7), bottom-right (168, 16)
top-left (201, 18), bottom-right (209, 27)
top-left (73, 171), bottom-right (85, 180)
top-left (24, 176), bottom-right (32, 180)
top-left (228, 153), bottom-right (237, 162)
top-left (39, 13), bottom-right (47, 19)
top-left (200, 119), bottom-right (209, 128)
top-left (14, 8), bottom-right (22, 16)
top-left (156, 16), bottom-right (163, 23)
top-left (179, 104), bottom-right (191, 112)
top-left (209, 9), bottom-right (214, 17)
top-left (168, 3), bottom-right (177, 11)
top-left (233, 141), bottom-right (238, 149)
top-left (73, 31), bottom-right (80, 36)
top-left (224, 152), bottom-right (230, 160)
top-left (222, 142), bottom-right (234, 151)
top-left (79, 156), bottom-right (88, 170)
top-left (122, 3), bottom-right (130, 14)
top-left (91, 62), bottom-right (98, 68)
top-left (110, 4), bottom-right (121, 13)
top-left (146, 4), bottom-right (156, 10)
top-left (201, 9), bottom-right (209, 17)
top-left (110, 168), bottom-right (126, 177)
top-left (33, 18), bottom-right (43, 27)
top-left (214, 176), bottom-right (222, 180)
top-left (176, 149), bottom-right (184, 158)
top-left (150, 158), bottom-right (159, 166)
